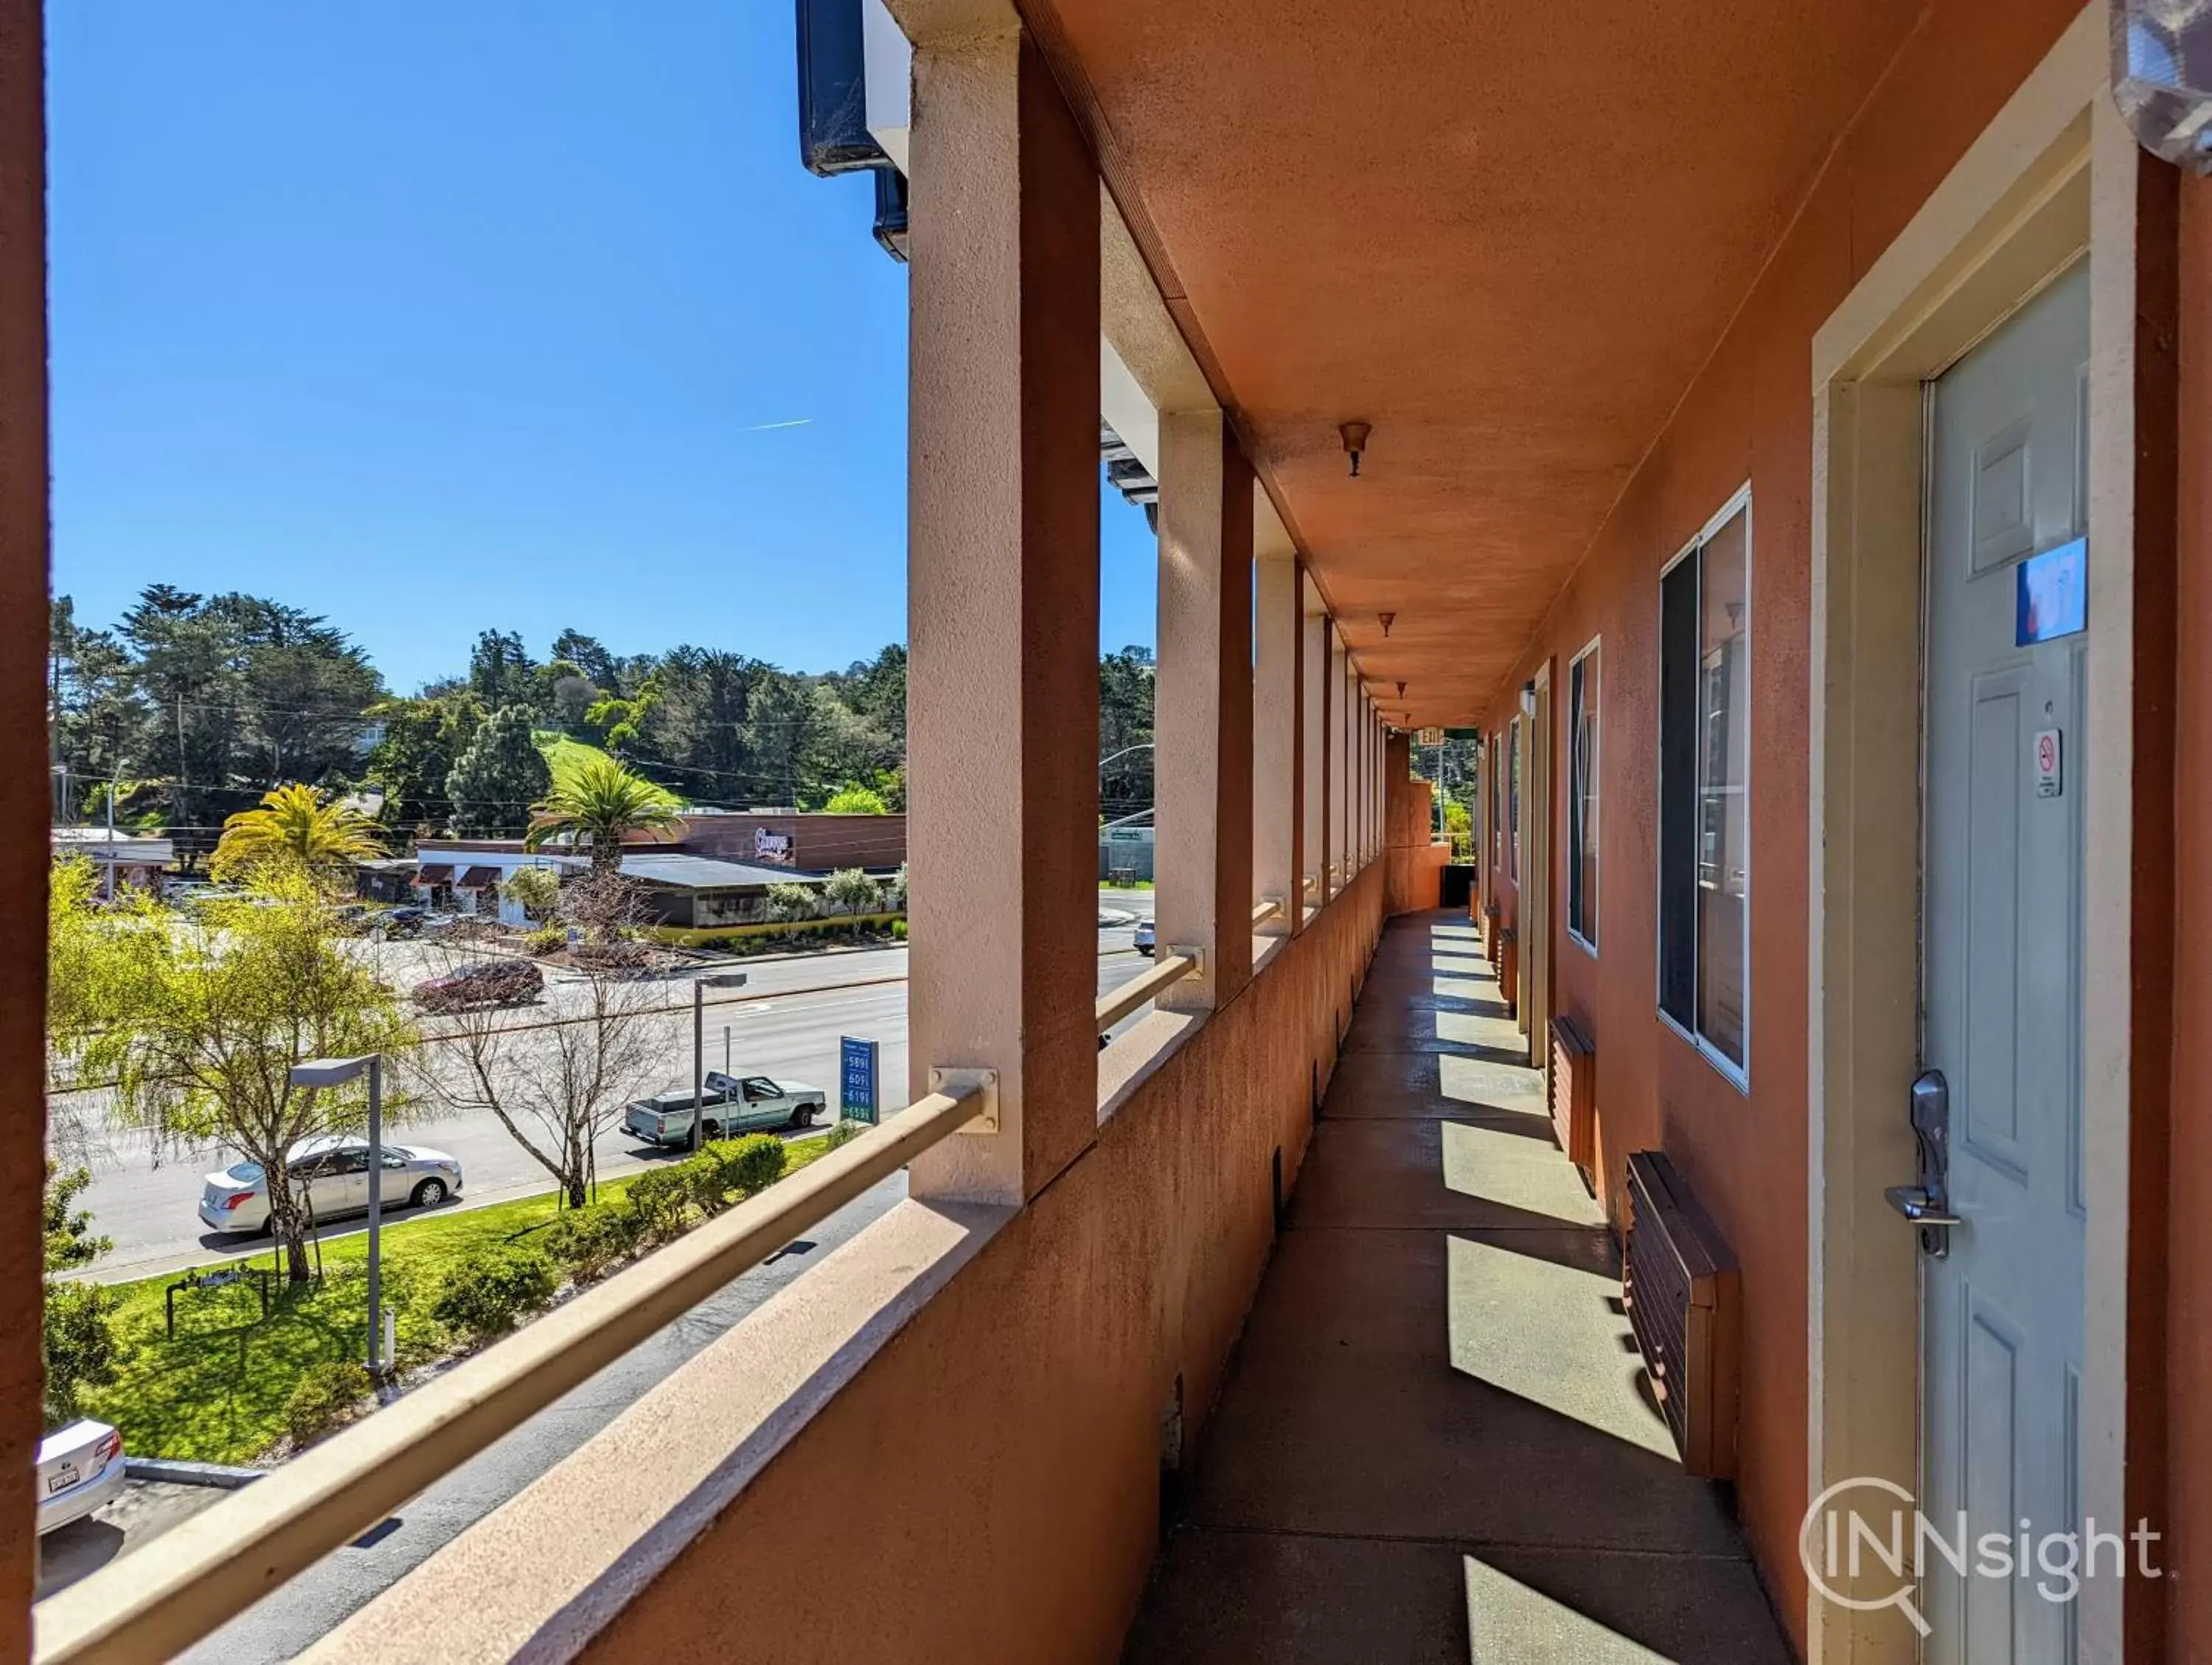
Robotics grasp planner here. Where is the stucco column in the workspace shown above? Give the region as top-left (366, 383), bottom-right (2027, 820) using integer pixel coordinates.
top-left (1252, 553), bottom-right (1301, 936)
top-left (1156, 412), bottom-right (1256, 1007)
top-left (0, 0), bottom-right (44, 1630)
top-left (1332, 637), bottom-right (1352, 880)
top-left (904, 23), bottom-right (1099, 1206)
top-left (1302, 600), bottom-right (1327, 912)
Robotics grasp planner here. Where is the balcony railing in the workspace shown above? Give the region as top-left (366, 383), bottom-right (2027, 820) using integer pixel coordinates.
top-left (34, 1082), bottom-right (992, 1665)
top-left (1095, 950), bottom-right (1198, 1035)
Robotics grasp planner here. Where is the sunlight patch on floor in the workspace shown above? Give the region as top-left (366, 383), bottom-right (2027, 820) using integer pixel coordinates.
top-left (1445, 1234), bottom-right (1674, 1457)
top-left (1435, 1053), bottom-right (1547, 1113)
top-left (1439, 1122), bottom-right (1606, 1224)
top-left (1432, 1008), bottom-right (1526, 1053)
top-left (1464, 1557), bottom-right (1676, 1663)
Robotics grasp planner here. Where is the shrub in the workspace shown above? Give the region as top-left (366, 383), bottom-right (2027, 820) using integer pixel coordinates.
top-left (822, 867), bottom-right (881, 918)
top-left (524, 922), bottom-right (566, 957)
top-left (709, 1134), bottom-right (787, 1199)
top-left (675, 1151), bottom-right (731, 1217)
top-left (285, 1360), bottom-right (375, 1448)
top-left (891, 920), bottom-right (907, 941)
top-left (821, 1118), bottom-right (866, 1151)
top-left (429, 1243), bottom-right (557, 1343)
top-left (622, 1165), bottom-right (695, 1245)
top-left (540, 1204), bottom-right (639, 1283)
top-left (765, 880), bottom-right (819, 923)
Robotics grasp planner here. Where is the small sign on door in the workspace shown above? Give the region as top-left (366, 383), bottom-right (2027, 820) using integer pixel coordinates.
top-left (2034, 728), bottom-right (2062, 799)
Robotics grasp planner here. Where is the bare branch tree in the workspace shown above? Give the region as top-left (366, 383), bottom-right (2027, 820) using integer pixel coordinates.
top-left (405, 945), bottom-right (668, 1208)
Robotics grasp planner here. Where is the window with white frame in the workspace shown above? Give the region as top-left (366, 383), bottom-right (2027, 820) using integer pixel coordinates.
top-left (1658, 494), bottom-right (1750, 1077)
top-left (1568, 640), bottom-right (1599, 950)
top-left (1506, 716), bottom-right (1521, 880)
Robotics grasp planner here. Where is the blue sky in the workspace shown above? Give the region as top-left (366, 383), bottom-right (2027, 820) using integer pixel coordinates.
top-left (47, 1), bottom-right (1158, 695)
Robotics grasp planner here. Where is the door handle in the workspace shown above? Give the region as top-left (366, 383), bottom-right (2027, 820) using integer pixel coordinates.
top-left (1883, 1185), bottom-right (1962, 1228)
top-left (1898, 1067), bottom-right (1958, 1256)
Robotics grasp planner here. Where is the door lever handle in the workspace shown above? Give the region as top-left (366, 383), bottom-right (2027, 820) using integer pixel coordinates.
top-left (1884, 1185), bottom-right (1962, 1228)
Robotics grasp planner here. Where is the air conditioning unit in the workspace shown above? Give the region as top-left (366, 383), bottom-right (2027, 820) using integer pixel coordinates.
top-left (1548, 1015), bottom-right (1596, 1173)
top-left (1623, 1150), bottom-right (1741, 1479)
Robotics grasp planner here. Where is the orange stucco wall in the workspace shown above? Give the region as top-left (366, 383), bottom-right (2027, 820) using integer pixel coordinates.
top-left (577, 870), bottom-right (1384, 1664)
top-left (1382, 733), bottom-right (1445, 915)
top-left (1471, 0), bottom-right (2094, 1640)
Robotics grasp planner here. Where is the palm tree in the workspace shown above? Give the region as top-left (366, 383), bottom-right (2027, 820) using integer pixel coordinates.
top-left (524, 757), bottom-right (681, 876)
top-left (209, 784), bottom-right (384, 886)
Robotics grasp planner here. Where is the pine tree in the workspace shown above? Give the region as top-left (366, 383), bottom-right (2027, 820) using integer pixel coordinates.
top-left (445, 704), bottom-right (552, 837)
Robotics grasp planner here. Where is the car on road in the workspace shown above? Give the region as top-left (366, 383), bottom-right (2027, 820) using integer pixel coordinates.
top-left (411, 959), bottom-right (543, 1012)
top-left (625, 1071), bottom-right (827, 1146)
top-left (37, 1420), bottom-right (125, 1535)
top-left (1133, 919), bottom-right (1156, 958)
top-left (198, 1134), bottom-right (465, 1235)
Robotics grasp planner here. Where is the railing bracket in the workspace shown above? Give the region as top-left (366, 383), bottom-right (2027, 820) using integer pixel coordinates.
top-left (930, 1066), bottom-right (1001, 1134)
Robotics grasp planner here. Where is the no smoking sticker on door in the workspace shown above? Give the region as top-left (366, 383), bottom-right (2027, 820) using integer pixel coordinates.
top-left (2034, 728), bottom-right (2062, 798)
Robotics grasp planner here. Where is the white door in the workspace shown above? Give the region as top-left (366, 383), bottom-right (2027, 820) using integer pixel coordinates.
top-left (1919, 260), bottom-right (2090, 1662)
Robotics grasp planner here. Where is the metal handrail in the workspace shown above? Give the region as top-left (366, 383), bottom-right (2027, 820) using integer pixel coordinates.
top-left (1095, 951), bottom-right (1197, 1035)
top-left (35, 1085), bottom-right (991, 1665)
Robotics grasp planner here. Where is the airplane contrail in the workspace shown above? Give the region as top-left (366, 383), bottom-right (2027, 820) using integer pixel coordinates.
top-left (742, 417), bottom-right (814, 432)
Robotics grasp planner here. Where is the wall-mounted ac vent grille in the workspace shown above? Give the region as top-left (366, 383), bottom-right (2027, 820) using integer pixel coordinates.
top-left (1623, 1150), bottom-right (1741, 1479)
top-left (1548, 1015), bottom-right (1596, 1172)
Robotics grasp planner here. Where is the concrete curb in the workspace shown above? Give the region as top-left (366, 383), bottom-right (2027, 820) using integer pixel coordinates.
top-left (126, 1457), bottom-right (264, 1490)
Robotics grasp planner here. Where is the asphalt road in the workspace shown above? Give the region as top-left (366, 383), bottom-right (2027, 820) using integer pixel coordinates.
top-left (63, 891), bottom-right (1158, 1283)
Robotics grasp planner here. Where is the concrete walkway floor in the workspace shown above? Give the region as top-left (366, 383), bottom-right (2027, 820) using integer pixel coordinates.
top-left (1126, 911), bottom-right (1792, 1664)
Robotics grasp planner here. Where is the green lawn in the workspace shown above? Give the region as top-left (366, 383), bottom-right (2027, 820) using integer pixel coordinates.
top-left (534, 731), bottom-right (619, 791)
top-left (83, 1136), bottom-right (832, 1464)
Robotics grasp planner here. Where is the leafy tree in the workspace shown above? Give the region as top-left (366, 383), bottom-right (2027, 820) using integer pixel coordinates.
top-left (551, 629), bottom-right (619, 691)
top-left (84, 872), bottom-right (418, 1282)
top-left (445, 704), bottom-right (552, 838)
top-left (822, 868), bottom-right (882, 917)
top-left (500, 863), bottom-right (563, 922)
top-left (765, 880), bottom-right (819, 923)
top-left (524, 755), bottom-right (681, 876)
top-left (364, 690), bottom-right (484, 832)
top-left (467, 630), bottom-right (536, 709)
top-left (822, 784), bottom-right (888, 815)
top-left (209, 783), bottom-right (385, 886)
top-left (44, 1169), bottom-right (126, 1424)
top-left (1099, 645), bottom-right (1156, 820)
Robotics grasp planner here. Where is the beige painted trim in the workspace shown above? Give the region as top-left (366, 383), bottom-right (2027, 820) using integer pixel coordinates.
top-left (1100, 183), bottom-right (1212, 416)
top-left (1804, 8), bottom-right (2123, 1662)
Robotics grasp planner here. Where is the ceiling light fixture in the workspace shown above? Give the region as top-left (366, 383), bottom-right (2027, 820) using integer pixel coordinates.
top-left (1379, 612), bottom-right (1396, 636)
top-left (1339, 421), bottom-right (1371, 478)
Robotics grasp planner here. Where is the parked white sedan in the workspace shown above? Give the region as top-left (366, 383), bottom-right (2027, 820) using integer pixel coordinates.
top-left (198, 1135), bottom-right (464, 1236)
top-left (37, 1420), bottom-right (125, 1534)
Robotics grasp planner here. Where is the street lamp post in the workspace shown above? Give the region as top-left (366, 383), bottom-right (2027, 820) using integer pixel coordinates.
top-left (289, 1055), bottom-right (387, 1377)
top-left (691, 973), bottom-right (750, 1152)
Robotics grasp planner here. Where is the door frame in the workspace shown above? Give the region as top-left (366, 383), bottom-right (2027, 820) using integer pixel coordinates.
top-left (1805, 8), bottom-right (2141, 1660)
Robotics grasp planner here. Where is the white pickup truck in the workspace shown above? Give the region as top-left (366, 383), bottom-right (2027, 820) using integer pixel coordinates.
top-left (623, 1071), bottom-right (828, 1147)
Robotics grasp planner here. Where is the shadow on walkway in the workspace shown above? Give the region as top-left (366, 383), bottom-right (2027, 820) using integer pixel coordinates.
top-left (1125, 911), bottom-right (1792, 1664)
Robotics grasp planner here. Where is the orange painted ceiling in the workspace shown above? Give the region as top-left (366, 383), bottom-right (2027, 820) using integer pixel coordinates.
top-left (1025, 0), bottom-right (1922, 726)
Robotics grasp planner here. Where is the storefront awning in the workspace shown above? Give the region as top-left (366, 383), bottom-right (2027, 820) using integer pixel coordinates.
top-left (458, 866), bottom-right (501, 889)
top-left (414, 863), bottom-right (454, 885)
